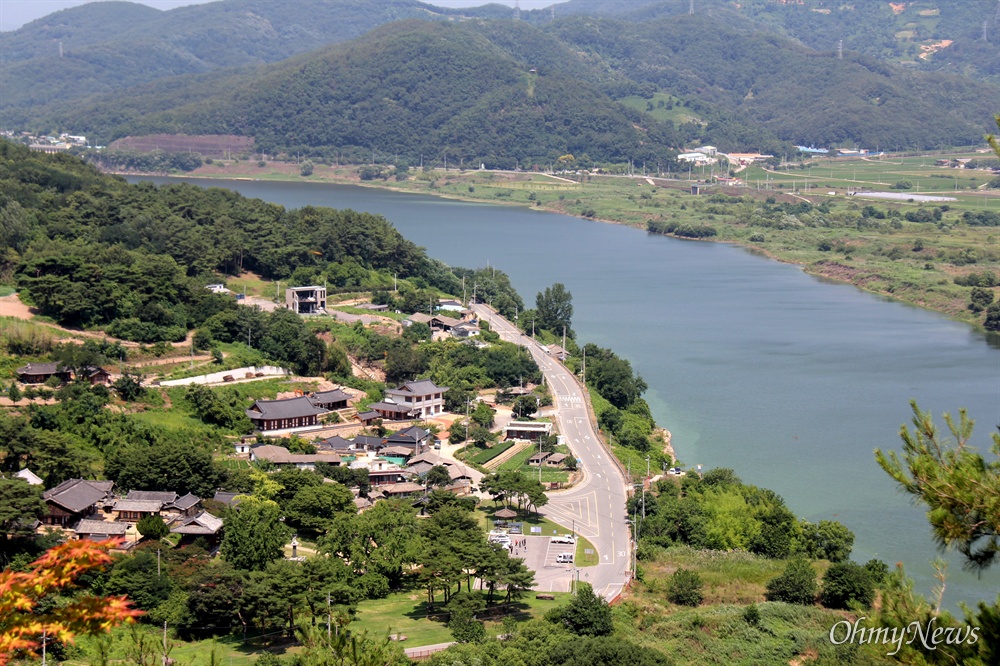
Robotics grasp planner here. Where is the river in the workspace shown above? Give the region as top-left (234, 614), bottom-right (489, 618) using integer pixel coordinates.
top-left (130, 176), bottom-right (1000, 609)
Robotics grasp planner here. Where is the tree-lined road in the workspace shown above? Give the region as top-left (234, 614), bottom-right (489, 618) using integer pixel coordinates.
top-left (472, 303), bottom-right (631, 601)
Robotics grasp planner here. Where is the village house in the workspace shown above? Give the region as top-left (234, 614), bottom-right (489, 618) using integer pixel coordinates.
top-left (245, 396), bottom-right (328, 431)
top-left (41, 479), bottom-right (115, 528)
top-left (249, 444), bottom-right (341, 470)
top-left (545, 453), bottom-right (569, 468)
top-left (16, 362), bottom-right (73, 385)
top-left (384, 379), bottom-right (448, 419)
top-left (384, 425), bottom-right (434, 452)
top-left (309, 388), bottom-right (353, 410)
top-left (123, 490), bottom-right (202, 521)
top-left (366, 401), bottom-right (415, 421)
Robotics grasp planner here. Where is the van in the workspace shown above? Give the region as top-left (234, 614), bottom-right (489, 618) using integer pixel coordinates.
top-left (555, 553), bottom-right (574, 564)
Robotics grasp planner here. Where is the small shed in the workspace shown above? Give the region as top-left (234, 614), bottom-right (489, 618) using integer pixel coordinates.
top-left (527, 452), bottom-right (550, 466)
top-left (545, 453), bottom-right (568, 468)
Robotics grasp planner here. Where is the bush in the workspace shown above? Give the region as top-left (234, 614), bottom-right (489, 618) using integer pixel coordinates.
top-left (890, 180), bottom-right (913, 190)
top-left (666, 568), bottom-right (703, 606)
top-left (137, 514), bottom-right (169, 540)
top-left (820, 561), bottom-right (875, 609)
top-left (765, 558), bottom-right (817, 605)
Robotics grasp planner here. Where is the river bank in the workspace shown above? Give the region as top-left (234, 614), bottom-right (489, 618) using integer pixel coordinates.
top-left (113, 159), bottom-right (1000, 335)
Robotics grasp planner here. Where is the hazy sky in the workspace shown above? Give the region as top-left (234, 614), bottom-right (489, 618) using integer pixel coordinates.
top-left (0, 0), bottom-right (558, 32)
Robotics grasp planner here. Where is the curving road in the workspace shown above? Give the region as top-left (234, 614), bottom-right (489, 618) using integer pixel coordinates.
top-left (472, 304), bottom-right (631, 601)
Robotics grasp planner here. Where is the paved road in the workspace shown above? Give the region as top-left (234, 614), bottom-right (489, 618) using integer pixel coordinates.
top-left (472, 304), bottom-right (631, 601)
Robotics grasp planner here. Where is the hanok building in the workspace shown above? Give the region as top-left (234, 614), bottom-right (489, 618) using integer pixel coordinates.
top-left (285, 285), bottom-right (327, 314)
top-left (249, 444), bottom-right (341, 470)
top-left (246, 396), bottom-right (328, 431)
top-left (366, 401), bottom-right (416, 421)
top-left (171, 512), bottom-right (224, 541)
top-left (83, 366), bottom-right (113, 386)
top-left (111, 499), bottom-right (165, 524)
top-left (16, 362), bottom-right (72, 385)
top-left (42, 479), bottom-right (115, 528)
top-left (74, 520), bottom-right (129, 542)
top-left (124, 491), bottom-right (202, 521)
top-left (385, 425), bottom-right (433, 453)
top-left (384, 380), bottom-right (448, 419)
top-left (309, 388), bottom-right (352, 411)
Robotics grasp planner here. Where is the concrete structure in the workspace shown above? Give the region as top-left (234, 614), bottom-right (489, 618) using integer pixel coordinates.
top-left (385, 380), bottom-right (448, 419)
top-left (505, 421), bottom-right (552, 441)
top-left (286, 285), bottom-right (327, 314)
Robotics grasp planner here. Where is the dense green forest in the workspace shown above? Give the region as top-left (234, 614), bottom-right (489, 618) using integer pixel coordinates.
top-left (0, 140), bottom-right (468, 342)
top-left (7, 4), bottom-right (996, 161)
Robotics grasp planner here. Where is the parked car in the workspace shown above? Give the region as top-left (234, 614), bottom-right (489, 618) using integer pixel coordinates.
top-left (550, 535), bottom-right (575, 544)
top-left (555, 553), bottom-right (574, 563)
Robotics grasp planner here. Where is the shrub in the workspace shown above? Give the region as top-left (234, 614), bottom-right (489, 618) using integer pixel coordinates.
top-left (821, 561), bottom-right (875, 609)
top-left (765, 558), bottom-right (817, 605)
top-left (666, 568), bottom-right (703, 606)
top-left (890, 180), bottom-right (913, 190)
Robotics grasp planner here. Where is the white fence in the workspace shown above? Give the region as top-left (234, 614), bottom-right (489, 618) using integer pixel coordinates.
top-left (158, 365), bottom-right (290, 387)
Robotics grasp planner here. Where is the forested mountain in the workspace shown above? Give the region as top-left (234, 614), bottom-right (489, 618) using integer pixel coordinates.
top-left (5, 1), bottom-right (997, 159)
top-left (542, 0), bottom-right (1000, 83)
top-left (546, 13), bottom-right (995, 150)
top-left (0, 0), bottom-right (498, 117)
top-left (34, 12), bottom-right (997, 160)
top-left (42, 20), bottom-right (691, 166)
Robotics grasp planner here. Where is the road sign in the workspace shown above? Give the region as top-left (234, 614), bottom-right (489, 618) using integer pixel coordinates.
top-left (585, 549), bottom-right (594, 555)
top-left (530, 527), bottom-right (541, 534)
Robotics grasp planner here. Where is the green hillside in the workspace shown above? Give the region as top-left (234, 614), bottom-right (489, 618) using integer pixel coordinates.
top-left (547, 13), bottom-right (997, 150)
top-left (0, 0), bottom-right (483, 119)
top-left (45, 20), bottom-right (688, 167)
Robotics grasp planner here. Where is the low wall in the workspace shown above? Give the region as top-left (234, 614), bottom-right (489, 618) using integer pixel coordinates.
top-left (159, 365), bottom-right (289, 387)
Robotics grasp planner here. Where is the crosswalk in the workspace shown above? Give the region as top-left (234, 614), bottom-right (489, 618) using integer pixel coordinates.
top-left (557, 395), bottom-right (582, 404)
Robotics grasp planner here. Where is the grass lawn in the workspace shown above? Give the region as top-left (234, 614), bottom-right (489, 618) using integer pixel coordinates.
top-left (0, 286), bottom-right (15, 297)
top-left (497, 447), bottom-right (570, 483)
top-left (350, 589), bottom-right (572, 648)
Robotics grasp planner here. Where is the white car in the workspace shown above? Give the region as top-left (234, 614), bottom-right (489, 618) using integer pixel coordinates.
top-left (550, 535), bottom-right (576, 544)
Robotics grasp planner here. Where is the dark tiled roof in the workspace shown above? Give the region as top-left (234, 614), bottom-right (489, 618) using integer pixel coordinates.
top-left (310, 389), bottom-right (352, 404)
top-left (319, 435), bottom-right (354, 450)
top-left (171, 511), bottom-right (223, 535)
top-left (171, 493), bottom-right (201, 511)
top-left (114, 499), bottom-right (163, 513)
top-left (16, 362), bottom-right (65, 375)
top-left (44, 479), bottom-right (112, 514)
top-left (127, 490), bottom-right (177, 503)
top-left (213, 492), bottom-right (242, 506)
top-left (353, 435), bottom-right (382, 448)
top-left (369, 401), bottom-right (414, 415)
top-left (75, 520), bottom-right (128, 535)
top-left (246, 396), bottom-right (328, 421)
top-left (391, 379), bottom-right (448, 395)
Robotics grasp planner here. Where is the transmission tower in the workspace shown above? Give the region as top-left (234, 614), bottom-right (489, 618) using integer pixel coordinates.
top-left (689, 0), bottom-right (695, 15)
top-left (513, 0), bottom-right (520, 20)
top-left (837, 39), bottom-right (843, 59)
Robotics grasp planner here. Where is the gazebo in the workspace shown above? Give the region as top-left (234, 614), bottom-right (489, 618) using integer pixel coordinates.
top-left (494, 508), bottom-right (518, 520)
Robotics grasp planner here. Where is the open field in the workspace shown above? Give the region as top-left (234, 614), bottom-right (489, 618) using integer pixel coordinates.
top-left (497, 446), bottom-right (571, 483)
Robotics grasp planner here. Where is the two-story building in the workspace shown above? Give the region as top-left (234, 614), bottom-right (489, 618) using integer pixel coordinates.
top-left (384, 380), bottom-right (448, 419)
top-left (285, 285), bottom-right (327, 314)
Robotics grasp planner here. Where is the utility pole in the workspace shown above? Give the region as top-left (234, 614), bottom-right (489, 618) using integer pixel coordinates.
top-left (163, 621), bottom-right (168, 665)
top-left (327, 591), bottom-right (332, 641)
top-left (157, 549), bottom-right (161, 577)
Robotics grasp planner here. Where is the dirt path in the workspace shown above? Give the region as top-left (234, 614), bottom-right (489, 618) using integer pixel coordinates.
top-left (0, 292), bottom-right (196, 348)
